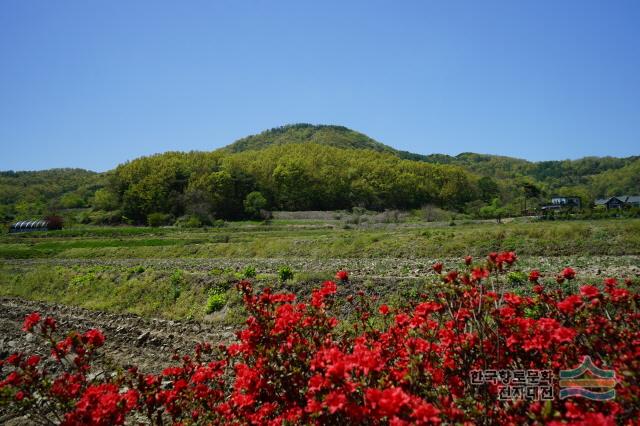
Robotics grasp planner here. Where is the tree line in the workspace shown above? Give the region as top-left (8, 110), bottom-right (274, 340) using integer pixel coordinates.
top-left (1, 123), bottom-right (639, 226)
top-left (99, 143), bottom-right (484, 224)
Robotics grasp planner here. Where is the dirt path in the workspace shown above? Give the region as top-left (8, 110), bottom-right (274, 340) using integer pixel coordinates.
top-left (0, 297), bottom-right (235, 374)
top-left (6, 255), bottom-right (640, 277)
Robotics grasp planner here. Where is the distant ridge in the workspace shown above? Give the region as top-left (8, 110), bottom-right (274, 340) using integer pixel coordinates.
top-left (222, 123), bottom-right (640, 184)
top-left (1, 124), bottom-right (639, 224)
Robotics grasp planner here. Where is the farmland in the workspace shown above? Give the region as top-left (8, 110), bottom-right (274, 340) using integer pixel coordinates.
top-left (1, 217), bottom-right (639, 424)
top-left (1, 217), bottom-right (639, 321)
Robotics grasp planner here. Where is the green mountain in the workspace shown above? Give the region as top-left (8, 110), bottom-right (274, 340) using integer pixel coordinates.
top-left (224, 123), bottom-right (437, 163)
top-left (223, 124), bottom-right (640, 197)
top-left (1, 123), bottom-right (638, 225)
top-left (225, 124), bottom-right (638, 184)
top-left (224, 123), bottom-right (396, 154)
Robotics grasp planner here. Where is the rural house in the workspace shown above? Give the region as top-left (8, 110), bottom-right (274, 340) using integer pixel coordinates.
top-left (550, 196), bottom-right (581, 208)
top-left (541, 196), bottom-right (582, 212)
top-left (594, 195), bottom-right (640, 209)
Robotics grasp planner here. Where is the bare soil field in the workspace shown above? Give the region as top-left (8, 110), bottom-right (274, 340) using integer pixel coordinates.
top-left (0, 297), bottom-right (234, 375)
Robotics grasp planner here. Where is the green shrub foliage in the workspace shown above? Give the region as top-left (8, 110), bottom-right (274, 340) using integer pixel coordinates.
top-left (278, 265), bottom-right (294, 282)
top-left (205, 293), bottom-right (227, 314)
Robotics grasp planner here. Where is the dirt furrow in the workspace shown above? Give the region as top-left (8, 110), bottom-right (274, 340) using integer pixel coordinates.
top-left (0, 297), bottom-right (235, 374)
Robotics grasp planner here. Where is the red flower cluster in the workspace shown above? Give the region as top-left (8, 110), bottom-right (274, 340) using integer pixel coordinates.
top-left (562, 267), bottom-right (577, 280)
top-left (1, 253), bottom-right (639, 425)
top-left (488, 251), bottom-right (517, 270)
top-left (529, 269), bottom-right (541, 282)
top-left (63, 384), bottom-right (138, 426)
top-left (21, 312), bottom-right (41, 332)
top-left (335, 270), bottom-right (349, 282)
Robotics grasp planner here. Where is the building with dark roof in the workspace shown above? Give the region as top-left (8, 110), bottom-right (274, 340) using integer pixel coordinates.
top-left (594, 196), bottom-right (640, 209)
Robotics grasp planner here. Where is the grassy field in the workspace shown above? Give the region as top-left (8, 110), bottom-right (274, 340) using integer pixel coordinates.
top-left (2, 218), bottom-right (640, 259)
top-left (1, 218), bottom-right (639, 323)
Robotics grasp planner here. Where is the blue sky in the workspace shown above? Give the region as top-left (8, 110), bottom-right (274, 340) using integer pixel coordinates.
top-left (1, 0), bottom-right (639, 171)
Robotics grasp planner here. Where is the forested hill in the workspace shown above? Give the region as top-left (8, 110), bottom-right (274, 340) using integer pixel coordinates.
top-left (223, 124), bottom-right (640, 193)
top-left (224, 124), bottom-right (396, 154)
top-left (0, 169), bottom-right (102, 220)
top-left (0, 123), bottom-right (639, 225)
top-left (420, 152), bottom-right (640, 185)
top-left (223, 124), bottom-right (640, 199)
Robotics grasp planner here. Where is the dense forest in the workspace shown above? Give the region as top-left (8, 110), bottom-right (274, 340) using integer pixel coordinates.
top-left (1, 124), bottom-right (639, 225)
top-left (0, 169), bottom-right (103, 222)
top-left (105, 144), bottom-right (479, 224)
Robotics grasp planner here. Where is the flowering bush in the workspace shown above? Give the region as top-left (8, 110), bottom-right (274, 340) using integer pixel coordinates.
top-left (336, 270), bottom-right (349, 282)
top-left (1, 252), bottom-right (639, 425)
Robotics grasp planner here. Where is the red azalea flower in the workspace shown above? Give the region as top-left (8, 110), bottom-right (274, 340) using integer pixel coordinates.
top-left (499, 306), bottom-right (516, 319)
top-left (528, 270), bottom-right (540, 282)
top-left (3, 371), bottom-right (22, 386)
top-left (580, 285), bottom-right (600, 298)
top-left (379, 305), bottom-right (390, 315)
top-left (552, 327), bottom-right (576, 344)
top-left (432, 262), bottom-right (443, 274)
top-left (83, 329), bottom-right (106, 347)
top-left (471, 267), bottom-right (488, 282)
top-left (608, 287), bottom-right (631, 302)
top-left (325, 390), bottom-right (347, 414)
top-left (503, 293), bottom-right (523, 307)
top-left (445, 270), bottom-right (458, 283)
top-left (464, 256), bottom-right (473, 266)
top-left (557, 294), bottom-right (583, 315)
top-left (497, 251), bottom-right (517, 265)
top-left (581, 412), bottom-right (616, 426)
top-left (335, 270), bottom-right (349, 282)
top-left (22, 312), bottom-right (41, 332)
top-left (6, 353), bottom-right (21, 366)
top-left (562, 267), bottom-right (576, 280)
top-left (26, 355), bottom-right (40, 367)
top-left (414, 301), bottom-right (442, 317)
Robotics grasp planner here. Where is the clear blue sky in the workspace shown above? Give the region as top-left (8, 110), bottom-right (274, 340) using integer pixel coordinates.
top-left (1, 0), bottom-right (639, 172)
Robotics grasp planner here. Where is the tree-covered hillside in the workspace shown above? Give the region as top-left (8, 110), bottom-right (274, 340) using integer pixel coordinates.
top-left (225, 124), bottom-right (396, 154)
top-left (419, 152), bottom-right (640, 206)
top-left (421, 152), bottom-right (639, 187)
top-left (225, 124), bottom-right (639, 201)
top-left (0, 169), bottom-right (102, 222)
top-left (1, 123), bottom-right (638, 226)
top-left (105, 144), bottom-right (479, 224)
top-left (589, 159), bottom-right (640, 197)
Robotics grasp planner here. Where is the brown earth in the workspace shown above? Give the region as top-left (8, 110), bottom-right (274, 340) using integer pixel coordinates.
top-left (0, 297), bottom-right (235, 375)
